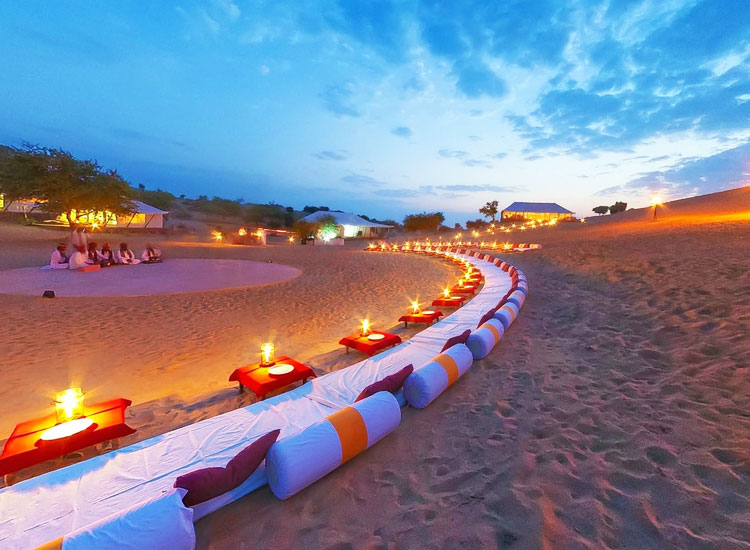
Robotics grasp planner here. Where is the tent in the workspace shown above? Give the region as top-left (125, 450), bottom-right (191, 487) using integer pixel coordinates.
top-left (501, 202), bottom-right (574, 222)
top-left (301, 211), bottom-right (393, 238)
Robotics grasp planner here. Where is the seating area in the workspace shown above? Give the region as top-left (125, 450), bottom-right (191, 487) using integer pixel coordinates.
top-left (0, 246), bottom-right (528, 550)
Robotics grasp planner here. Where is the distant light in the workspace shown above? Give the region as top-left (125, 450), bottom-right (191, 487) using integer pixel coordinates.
top-left (652, 196), bottom-right (662, 206)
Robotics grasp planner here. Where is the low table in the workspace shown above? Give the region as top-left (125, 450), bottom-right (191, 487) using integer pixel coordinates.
top-left (398, 310), bottom-right (443, 328)
top-left (229, 356), bottom-right (317, 399)
top-left (338, 331), bottom-right (402, 356)
top-left (0, 398), bottom-right (135, 477)
top-left (451, 284), bottom-right (478, 295)
top-left (432, 296), bottom-right (466, 307)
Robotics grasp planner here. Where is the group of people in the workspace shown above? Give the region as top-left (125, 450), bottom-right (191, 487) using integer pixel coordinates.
top-left (49, 241), bottom-right (163, 270)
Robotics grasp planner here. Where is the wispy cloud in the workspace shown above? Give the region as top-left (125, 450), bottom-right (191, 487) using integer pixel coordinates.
top-left (321, 82), bottom-right (361, 117)
top-left (341, 171), bottom-right (385, 186)
top-left (438, 149), bottom-right (468, 159)
top-left (391, 126), bottom-right (412, 138)
top-left (315, 150), bottom-right (348, 161)
top-left (463, 159), bottom-right (492, 168)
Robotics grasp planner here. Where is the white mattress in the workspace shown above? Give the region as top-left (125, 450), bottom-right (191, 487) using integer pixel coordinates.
top-left (0, 253), bottom-right (513, 549)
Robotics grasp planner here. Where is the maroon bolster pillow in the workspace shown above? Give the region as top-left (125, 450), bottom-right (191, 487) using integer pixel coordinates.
top-left (175, 429), bottom-right (281, 506)
top-left (477, 308), bottom-right (498, 328)
top-left (355, 364), bottom-right (414, 402)
top-left (440, 329), bottom-right (472, 352)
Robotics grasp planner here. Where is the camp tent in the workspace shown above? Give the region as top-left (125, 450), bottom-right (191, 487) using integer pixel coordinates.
top-left (501, 202), bottom-right (574, 222)
top-left (301, 211), bottom-right (393, 238)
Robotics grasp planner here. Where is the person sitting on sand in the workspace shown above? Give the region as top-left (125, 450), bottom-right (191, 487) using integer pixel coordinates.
top-left (99, 243), bottom-right (115, 266)
top-left (115, 242), bottom-right (140, 265)
top-left (49, 243), bottom-right (69, 269)
top-left (68, 245), bottom-right (91, 270)
top-left (88, 241), bottom-right (113, 267)
top-left (140, 244), bottom-right (162, 264)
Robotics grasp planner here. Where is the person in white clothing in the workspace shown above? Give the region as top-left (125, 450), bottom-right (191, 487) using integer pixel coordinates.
top-left (115, 242), bottom-right (140, 265)
top-left (49, 243), bottom-right (69, 269)
top-left (140, 244), bottom-right (162, 263)
top-left (68, 245), bottom-right (90, 269)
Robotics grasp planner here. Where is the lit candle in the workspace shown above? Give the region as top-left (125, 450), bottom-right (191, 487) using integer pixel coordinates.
top-left (288, 235), bottom-right (295, 243)
top-left (411, 300), bottom-right (420, 314)
top-left (443, 287), bottom-right (450, 298)
top-left (238, 227), bottom-right (248, 237)
top-left (360, 319), bottom-right (371, 336)
top-left (260, 342), bottom-right (275, 366)
top-left (54, 388), bottom-right (85, 424)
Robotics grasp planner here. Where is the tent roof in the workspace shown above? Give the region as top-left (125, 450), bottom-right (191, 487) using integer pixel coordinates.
top-left (301, 210), bottom-right (393, 227)
top-left (131, 200), bottom-right (169, 215)
top-left (502, 202), bottom-right (573, 214)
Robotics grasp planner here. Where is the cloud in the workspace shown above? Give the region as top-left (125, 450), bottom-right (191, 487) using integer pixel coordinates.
top-left (463, 159), bottom-right (492, 168)
top-left (321, 82), bottom-right (361, 117)
top-left (468, 135), bottom-right (481, 141)
top-left (525, 154), bottom-right (543, 161)
top-left (598, 141), bottom-right (750, 197)
top-left (452, 58), bottom-right (507, 98)
top-left (438, 149), bottom-right (468, 159)
top-left (391, 126), bottom-right (412, 138)
top-left (259, 64), bottom-right (270, 75)
top-left (315, 150), bottom-right (348, 161)
top-left (341, 172), bottom-right (385, 186)
top-left (435, 184), bottom-right (521, 193)
top-left (493, 152), bottom-right (507, 160)
top-left (212, 0), bottom-right (241, 21)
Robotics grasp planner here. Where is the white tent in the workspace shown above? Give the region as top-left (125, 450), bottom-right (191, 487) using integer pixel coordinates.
top-left (301, 211), bottom-right (393, 238)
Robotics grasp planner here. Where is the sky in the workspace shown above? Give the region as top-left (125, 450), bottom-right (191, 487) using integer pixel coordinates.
top-left (1, 1), bottom-right (749, 224)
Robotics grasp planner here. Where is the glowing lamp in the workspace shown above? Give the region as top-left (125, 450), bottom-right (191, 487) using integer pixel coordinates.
top-left (238, 227), bottom-right (248, 237)
top-left (288, 235), bottom-right (295, 243)
top-left (458, 278), bottom-right (465, 288)
top-left (411, 300), bottom-right (421, 314)
top-left (360, 319), bottom-right (371, 336)
top-left (443, 287), bottom-right (451, 298)
top-left (464, 271), bottom-right (472, 280)
top-left (380, 243), bottom-right (386, 250)
top-left (91, 221), bottom-right (99, 230)
top-left (212, 230), bottom-right (223, 242)
top-left (652, 196), bottom-right (662, 206)
top-left (260, 342), bottom-right (276, 366)
top-left (54, 388), bottom-right (85, 424)
top-left (256, 229), bottom-right (264, 239)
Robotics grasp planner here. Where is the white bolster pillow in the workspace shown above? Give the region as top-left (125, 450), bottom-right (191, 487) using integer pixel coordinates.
top-left (266, 391), bottom-right (401, 500)
top-left (403, 344), bottom-right (473, 409)
top-left (507, 290), bottom-right (526, 309)
top-left (44, 489), bottom-right (195, 550)
top-left (494, 301), bottom-right (519, 330)
top-left (466, 318), bottom-right (505, 359)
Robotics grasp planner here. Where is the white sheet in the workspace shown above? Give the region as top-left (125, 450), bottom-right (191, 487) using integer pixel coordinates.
top-left (0, 252), bottom-right (514, 549)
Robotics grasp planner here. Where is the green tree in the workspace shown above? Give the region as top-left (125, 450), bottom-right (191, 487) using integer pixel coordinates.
top-left (479, 200), bottom-right (499, 222)
top-left (0, 146), bottom-right (46, 213)
top-left (293, 220), bottom-right (319, 240)
top-left (592, 205), bottom-right (609, 215)
top-left (316, 214), bottom-right (340, 240)
top-left (403, 212), bottom-right (445, 232)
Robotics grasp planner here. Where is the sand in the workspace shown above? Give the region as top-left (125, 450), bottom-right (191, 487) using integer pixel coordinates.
top-left (3, 190), bottom-right (750, 549)
top-left (196, 199), bottom-right (750, 549)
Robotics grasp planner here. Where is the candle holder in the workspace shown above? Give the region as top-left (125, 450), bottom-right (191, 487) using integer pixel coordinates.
top-left (260, 342), bottom-right (276, 367)
top-left (54, 388), bottom-right (85, 424)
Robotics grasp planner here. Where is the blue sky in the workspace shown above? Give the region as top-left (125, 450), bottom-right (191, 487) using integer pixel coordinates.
top-left (1, 1), bottom-right (749, 223)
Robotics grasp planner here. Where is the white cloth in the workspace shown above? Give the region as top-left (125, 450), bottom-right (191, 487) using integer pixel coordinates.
top-left (68, 251), bottom-right (90, 270)
top-left (141, 248), bottom-right (162, 261)
top-left (49, 250), bottom-right (69, 269)
top-left (115, 249), bottom-right (140, 265)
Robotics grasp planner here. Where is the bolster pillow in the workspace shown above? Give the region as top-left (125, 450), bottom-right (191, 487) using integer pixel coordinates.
top-left (266, 391), bottom-right (401, 500)
top-left (34, 489), bottom-right (195, 550)
top-left (466, 318), bottom-right (505, 359)
top-left (403, 344), bottom-right (473, 409)
top-left (494, 302), bottom-right (519, 330)
top-left (506, 290), bottom-right (526, 309)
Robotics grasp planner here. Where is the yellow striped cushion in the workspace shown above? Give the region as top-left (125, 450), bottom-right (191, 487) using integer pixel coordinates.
top-left (327, 407), bottom-right (368, 464)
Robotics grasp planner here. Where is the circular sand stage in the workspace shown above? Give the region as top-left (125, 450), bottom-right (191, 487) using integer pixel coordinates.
top-left (0, 259), bottom-right (302, 297)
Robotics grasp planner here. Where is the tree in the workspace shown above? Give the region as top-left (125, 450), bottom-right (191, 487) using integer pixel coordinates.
top-left (402, 212), bottom-right (445, 232)
top-left (592, 205), bottom-right (609, 215)
top-left (292, 219), bottom-right (319, 240)
top-left (139, 189), bottom-right (175, 211)
top-left (466, 218), bottom-right (488, 230)
top-left (0, 146), bottom-right (46, 213)
top-left (316, 214), bottom-right (340, 240)
top-left (479, 200), bottom-right (499, 222)
top-left (609, 201), bottom-right (627, 214)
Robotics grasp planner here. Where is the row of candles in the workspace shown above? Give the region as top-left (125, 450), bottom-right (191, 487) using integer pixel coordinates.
top-left (45, 254), bottom-right (478, 439)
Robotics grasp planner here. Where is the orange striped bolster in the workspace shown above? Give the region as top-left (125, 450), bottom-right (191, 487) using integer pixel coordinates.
top-left (34, 538), bottom-right (64, 550)
top-left (327, 406), bottom-right (368, 464)
top-left (434, 353), bottom-right (460, 386)
top-left (483, 323), bottom-right (501, 344)
top-left (502, 305), bottom-right (516, 320)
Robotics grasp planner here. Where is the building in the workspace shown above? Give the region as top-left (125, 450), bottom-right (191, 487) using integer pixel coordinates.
top-left (0, 196), bottom-right (168, 229)
top-left (501, 202), bottom-right (574, 222)
top-left (301, 210), bottom-right (393, 239)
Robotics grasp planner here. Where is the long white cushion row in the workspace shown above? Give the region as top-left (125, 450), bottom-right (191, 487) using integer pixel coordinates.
top-left (1, 251), bottom-right (516, 549)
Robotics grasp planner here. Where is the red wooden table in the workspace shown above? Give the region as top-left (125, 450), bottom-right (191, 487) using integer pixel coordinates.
top-left (398, 310), bottom-right (443, 328)
top-left (228, 356), bottom-right (316, 399)
top-left (432, 296), bottom-right (466, 307)
top-left (338, 331), bottom-right (402, 356)
top-left (0, 398), bottom-right (135, 476)
top-left (451, 283), bottom-right (478, 294)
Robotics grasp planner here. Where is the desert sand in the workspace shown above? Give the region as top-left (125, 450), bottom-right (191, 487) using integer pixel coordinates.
top-left (2, 188), bottom-right (750, 549)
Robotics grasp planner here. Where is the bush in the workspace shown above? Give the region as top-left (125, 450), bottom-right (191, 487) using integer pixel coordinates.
top-left (403, 212), bottom-right (445, 232)
top-left (592, 205), bottom-right (609, 215)
top-left (610, 201), bottom-right (627, 214)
